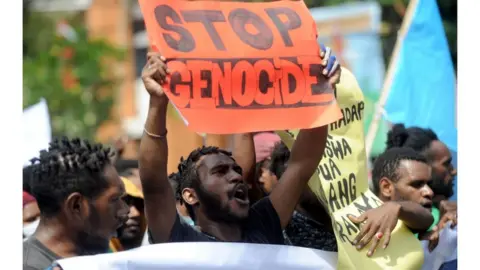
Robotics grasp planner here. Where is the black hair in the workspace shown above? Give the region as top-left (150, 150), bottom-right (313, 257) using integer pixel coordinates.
top-left (177, 146), bottom-right (234, 221)
top-left (168, 171), bottom-right (182, 202)
top-left (29, 137), bottom-right (116, 217)
top-left (269, 142), bottom-right (290, 179)
top-left (254, 159), bottom-right (270, 182)
top-left (386, 124), bottom-right (439, 159)
top-left (23, 165), bottom-right (35, 193)
top-left (115, 159), bottom-right (138, 175)
top-left (371, 147), bottom-right (428, 195)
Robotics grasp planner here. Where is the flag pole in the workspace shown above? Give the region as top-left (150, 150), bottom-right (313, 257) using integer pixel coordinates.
top-left (365, 0), bottom-right (420, 159)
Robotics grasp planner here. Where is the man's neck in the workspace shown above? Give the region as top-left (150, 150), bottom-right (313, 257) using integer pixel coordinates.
top-left (34, 218), bottom-right (81, 258)
top-left (196, 218), bottom-right (242, 242)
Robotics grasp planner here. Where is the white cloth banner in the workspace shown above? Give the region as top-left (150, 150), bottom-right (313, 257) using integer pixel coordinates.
top-left (421, 222), bottom-right (457, 270)
top-left (23, 99), bottom-right (51, 167)
top-left (57, 243), bottom-right (338, 270)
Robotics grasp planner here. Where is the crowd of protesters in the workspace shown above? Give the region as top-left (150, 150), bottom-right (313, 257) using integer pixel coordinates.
top-left (22, 48), bottom-right (457, 270)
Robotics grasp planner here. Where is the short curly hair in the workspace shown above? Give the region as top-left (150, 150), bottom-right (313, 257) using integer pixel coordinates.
top-left (29, 137), bottom-right (116, 217)
top-left (371, 147), bottom-right (428, 195)
top-left (176, 146), bottom-right (234, 221)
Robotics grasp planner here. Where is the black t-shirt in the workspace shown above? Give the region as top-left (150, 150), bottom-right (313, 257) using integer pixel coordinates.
top-left (284, 211), bottom-right (338, 252)
top-left (23, 237), bottom-right (60, 270)
top-left (149, 197), bottom-right (284, 245)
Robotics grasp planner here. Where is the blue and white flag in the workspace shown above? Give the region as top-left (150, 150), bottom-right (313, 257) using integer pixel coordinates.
top-left (384, 0), bottom-right (457, 151)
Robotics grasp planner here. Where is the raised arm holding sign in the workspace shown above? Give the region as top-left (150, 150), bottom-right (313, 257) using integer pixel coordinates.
top-left (138, 0), bottom-right (342, 134)
top-left (139, 48), bottom-right (336, 246)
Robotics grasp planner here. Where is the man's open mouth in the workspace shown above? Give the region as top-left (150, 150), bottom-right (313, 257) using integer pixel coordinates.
top-left (423, 201), bottom-right (433, 209)
top-left (232, 185), bottom-right (249, 204)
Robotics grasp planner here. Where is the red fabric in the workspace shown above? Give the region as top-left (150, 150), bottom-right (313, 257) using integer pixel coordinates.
top-left (253, 132), bottom-right (281, 163)
top-left (23, 191), bottom-right (36, 207)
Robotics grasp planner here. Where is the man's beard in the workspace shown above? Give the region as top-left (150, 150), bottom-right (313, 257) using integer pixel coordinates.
top-left (116, 224), bottom-right (143, 250)
top-left (195, 183), bottom-right (246, 224)
top-left (430, 171), bottom-right (454, 198)
top-left (75, 204), bottom-right (111, 255)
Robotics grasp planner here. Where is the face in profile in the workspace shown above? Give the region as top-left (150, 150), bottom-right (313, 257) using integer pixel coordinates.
top-left (381, 160), bottom-right (433, 208)
top-left (23, 201), bottom-right (40, 226)
top-left (257, 160), bottom-right (279, 195)
top-left (72, 165), bottom-right (129, 254)
top-left (117, 195), bottom-right (145, 244)
top-left (188, 153), bottom-right (249, 223)
top-left (428, 140), bottom-right (457, 198)
top-left (23, 201), bottom-right (41, 238)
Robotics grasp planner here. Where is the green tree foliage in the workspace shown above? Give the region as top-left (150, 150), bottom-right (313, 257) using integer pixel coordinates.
top-left (23, 4), bottom-right (125, 140)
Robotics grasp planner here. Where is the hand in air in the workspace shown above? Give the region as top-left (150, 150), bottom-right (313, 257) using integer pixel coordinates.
top-left (439, 200), bottom-right (457, 213)
top-left (141, 52), bottom-right (170, 99)
top-left (439, 200), bottom-right (457, 228)
top-left (319, 44), bottom-right (341, 86)
top-left (348, 201), bottom-right (400, 257)
top-left (438, 210), bottom-right (457, 230)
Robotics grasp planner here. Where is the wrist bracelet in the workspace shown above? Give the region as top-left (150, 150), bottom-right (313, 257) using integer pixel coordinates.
top-left (144, 127), bottom-right (168, 138)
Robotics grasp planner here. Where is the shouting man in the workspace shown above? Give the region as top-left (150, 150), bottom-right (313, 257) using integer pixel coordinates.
top-left (139, 52), bottom-right (333, 244)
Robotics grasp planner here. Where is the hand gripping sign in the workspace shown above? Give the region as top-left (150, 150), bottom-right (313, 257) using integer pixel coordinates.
top-left (139, 0), bottom-right (342, 134)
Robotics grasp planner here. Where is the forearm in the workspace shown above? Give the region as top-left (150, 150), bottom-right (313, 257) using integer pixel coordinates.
top-left (270, 125), bottom-right (328, 228)
top-left (139, 97), bottom-right (169, 192)
top-left (394, 201), bottom-right (434, 231)
top-left (232, 133), bottom-right (255, 185)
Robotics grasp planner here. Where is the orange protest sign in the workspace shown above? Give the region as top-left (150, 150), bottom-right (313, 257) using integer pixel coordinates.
top-left (139, 0), bottom-right (342, 134)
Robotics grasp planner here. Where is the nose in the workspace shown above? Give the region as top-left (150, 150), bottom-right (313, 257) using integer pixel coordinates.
top-left (450, 166), bottom-right (457, 177)
top-left (128, 205), bottom-right (140, 218)
top-left (422, 184), bottom-right (433, 200)
top-left (227, 170), bottom-right (243, 184)
top-left (119, 200), bottom-right (130, 221)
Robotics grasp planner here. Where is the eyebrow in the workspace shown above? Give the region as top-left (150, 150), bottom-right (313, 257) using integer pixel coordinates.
top-left (442, 157), bottom-right (452, 164)
top-left (209, 162), bottom-right (231, 171)
top-left (411, 178), bottom-right (430, 183)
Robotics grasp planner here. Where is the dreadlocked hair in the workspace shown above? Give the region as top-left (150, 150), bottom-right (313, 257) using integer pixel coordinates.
top-left (178, 146), bottom-right (234, 220)
top-left (29, 137), bottom-right (116, 217)
top-left (386, 124), bottom-right (439, 159)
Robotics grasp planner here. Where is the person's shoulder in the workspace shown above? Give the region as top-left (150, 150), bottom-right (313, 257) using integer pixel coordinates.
top-left (245, 197), bottom-right (284, 244)
top-left (155, 213), bottom-right (211, 243)
top-left (23, 237), bottom-right (34, 259)
top-left (44, 262), bottom-right (63, 270)
top-left (22, 265), bottom-right (39, 270)
top-left (249, 197), bottom-right (276, 215)
top-left (23, 237), bottom-right (58, 270)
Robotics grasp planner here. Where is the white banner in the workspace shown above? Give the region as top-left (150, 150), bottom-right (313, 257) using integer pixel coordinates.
top-left (23, 99), bottom-right (51, 167)
top-left (57, 243), bottom-right (338, 270)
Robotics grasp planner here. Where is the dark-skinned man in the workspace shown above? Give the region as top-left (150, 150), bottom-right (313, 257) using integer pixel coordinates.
top-left (139, 52), bottom-right (334, 244)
